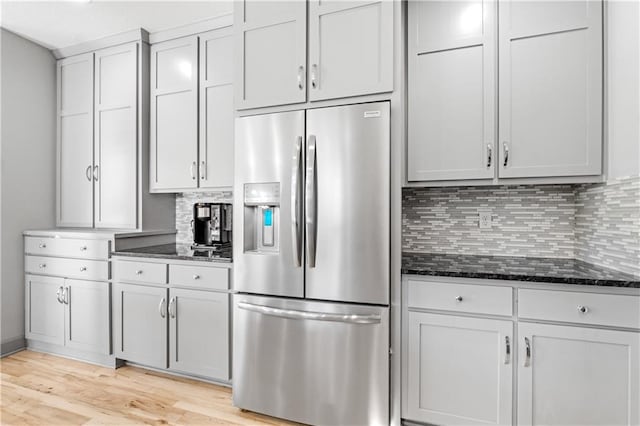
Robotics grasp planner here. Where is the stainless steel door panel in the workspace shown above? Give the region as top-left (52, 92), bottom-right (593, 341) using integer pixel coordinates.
top-left (233, 294), bottom-right (389, 426)
top-left (305, 102), bottom-right (390, 305)
top-left (233, 111), bottom-right (305, 297)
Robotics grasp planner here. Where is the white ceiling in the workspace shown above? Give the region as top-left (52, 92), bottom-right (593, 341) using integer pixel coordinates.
top-left (0, 0), bottom-right (233, 50)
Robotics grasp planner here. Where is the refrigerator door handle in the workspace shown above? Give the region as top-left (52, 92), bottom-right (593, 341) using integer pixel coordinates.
top-left (291, 136), bottom-right (303, 267)
top-left (305, 135), bottom-right (317, 267)
top-left (237, 301), bottom-right (381, 324)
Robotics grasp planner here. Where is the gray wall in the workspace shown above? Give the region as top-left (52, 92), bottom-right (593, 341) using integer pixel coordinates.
top-left (0, 29), bottom-right (56, 355)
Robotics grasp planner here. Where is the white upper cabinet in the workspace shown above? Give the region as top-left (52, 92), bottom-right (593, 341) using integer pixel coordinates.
top-left (199, 28), bottom-right (234, 189)
top-left (234, 0), bottom-right (307, 109)
top-left (407, 0), bottom-right (496, 181)
top-left (57, 53), bottom-right (94, 227)
top-left (308, 1), bottom-right (393, 101)
top-left (150, 36), bottom-right (199, 191)
top-left (94, 43), bottom-right (138, 228)
top-left (498, 0), bottom-right (603, 178)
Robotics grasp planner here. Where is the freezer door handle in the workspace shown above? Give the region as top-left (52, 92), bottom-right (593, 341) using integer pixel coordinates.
top-left (291, 136), bottom-right (303, 267)
top-left (237, 301), bottom-right (381, 324)
top-left (305, 135), bottom-right (317, 267)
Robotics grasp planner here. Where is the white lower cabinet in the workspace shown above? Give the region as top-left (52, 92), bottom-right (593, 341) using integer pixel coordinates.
top-left (112, 258), bottom-right (231, 382)
top-left (406, 312), bottom-right (513, 426)
top-left (26, 274), bottom-right (110, 355)
top-left (517, 322), bottom-right (640, 426)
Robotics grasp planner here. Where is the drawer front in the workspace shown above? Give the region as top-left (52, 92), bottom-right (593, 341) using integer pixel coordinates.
top-left (25, 236), bottom-right (109, 260)
top-left (519, 289), bottom-right (640, 329)
top-left (169, 264), bottom-right (229, 291)
top-left (25, 255), bottom-right (109, 281)
top-left (113, 259), bottom-right (167, 285)
top-left (408, 280), bottom-right (513, 316)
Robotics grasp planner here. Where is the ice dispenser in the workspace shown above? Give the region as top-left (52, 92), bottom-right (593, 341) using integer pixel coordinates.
top-left (243, 183), bottom-right (280, 253)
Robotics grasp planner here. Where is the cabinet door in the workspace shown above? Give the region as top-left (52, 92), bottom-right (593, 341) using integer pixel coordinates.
top-left (199, 28), bottom-right (234, 189)
top-left (308, 0), bottom-right (393, 101)
top-left (64, 279), bottom-right (110, 354)
top-left (498, 0), bottom-right (602, 178)
top-left (234, 0), bottom-right (307, 109)
top-left (169, 288), bottom-right (229, 380)
top-left (94, 43), bottom-right (138, 228)
top-left (407, 0), bottom-right (496, 182)
top-left (150, 36), bottom-right (198, 191)
top-left (518, 322), bottom-right (640, 426)
top-left (25, 274), bottom-right (65, 345)
top-left (57, 53), bottom-right (94, 227)
top-left (405, 312), bottom-right (513, 426)
top-left (112, 283), bottom-right (168, 369)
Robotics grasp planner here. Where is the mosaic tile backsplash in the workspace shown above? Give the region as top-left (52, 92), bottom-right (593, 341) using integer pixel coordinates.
top-left (176, 191), bottom-right (233, 245)
top-left (403, 176), bottom-right (640, 277)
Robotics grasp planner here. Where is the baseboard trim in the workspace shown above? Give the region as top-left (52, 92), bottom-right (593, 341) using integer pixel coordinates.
top-left (1, 338), bottom-right (26, 357)
top-left (26, 340), bottom-right (120, 368)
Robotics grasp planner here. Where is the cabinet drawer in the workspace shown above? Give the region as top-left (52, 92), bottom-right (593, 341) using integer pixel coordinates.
top-left (25, 236), bottom-right (109, 260)
top-left (407, 280), bottom-right (513, 316)
top-left (25, 255), bottom-right (109, 281)
top-left (518, 289), bottom-right (640, 329)
top-left (113, 260), bottom-right (167, 285)
top-left (169, 264), bottom-right (229, 291)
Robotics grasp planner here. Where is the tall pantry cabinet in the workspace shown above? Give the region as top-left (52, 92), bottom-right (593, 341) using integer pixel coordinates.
top-left (57, 37), bottom-right (174, 229)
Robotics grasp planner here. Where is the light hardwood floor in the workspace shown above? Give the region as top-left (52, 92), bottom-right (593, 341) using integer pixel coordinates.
top-left (1, 350), bottom-right (299, 425)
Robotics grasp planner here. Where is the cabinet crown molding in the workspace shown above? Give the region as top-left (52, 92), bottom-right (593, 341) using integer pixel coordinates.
top-left (52, 28), bottom-right (149, 59)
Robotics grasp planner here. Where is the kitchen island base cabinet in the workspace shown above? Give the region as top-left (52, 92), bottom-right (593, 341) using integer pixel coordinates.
top-left (112, 283), bottom-right (168, 370)
top-left (406, 312), bottom-right (513, 426)
top-left (517, 322), bottom-right (640, 426)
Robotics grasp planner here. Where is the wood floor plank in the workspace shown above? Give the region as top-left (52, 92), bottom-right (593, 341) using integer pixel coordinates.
top-left (0, 350), bottom-right (300, 426)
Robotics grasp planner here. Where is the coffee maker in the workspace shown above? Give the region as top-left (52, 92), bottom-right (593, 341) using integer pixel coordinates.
top-left (191, 203), bottom-right (232, 248)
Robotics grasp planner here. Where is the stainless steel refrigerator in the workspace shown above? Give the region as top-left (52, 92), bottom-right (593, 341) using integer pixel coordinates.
top-left (232, 102), bottom-right (390, 426)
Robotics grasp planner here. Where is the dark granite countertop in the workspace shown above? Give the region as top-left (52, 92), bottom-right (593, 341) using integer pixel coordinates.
top-left (402, 252), bottom-right (640, 288)
top-left (113, 244), bottom-right (232, 263)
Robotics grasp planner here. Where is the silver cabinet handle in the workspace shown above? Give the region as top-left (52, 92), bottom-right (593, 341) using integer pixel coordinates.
top-left (135, 270), bottom-right (143, 275)
top-left (192, 274), bottom-right (200, 280)
top-left (297, 65), bottom-right (305, 90)
top-left (305, 135), bottom-right (317, 268)
top-left (237, 301), bottom-right (381, 324)
top-left (80, 246), bottom-right (87, 251)
top-left (38, 243), bottom-right (46, 249)
top-left (503, 142), bottom-right (509, 167)
top-left (577, 305), bottom-right (589, 314)
top-left (190, 161), bottom-right (196, 180)
top-left (62, 286), bottom-right (69, 305)
top-left (524, 337), bottom-right (531, 367)
top-left (200, 161), bottom-right (206, 181)
top-left (93, 165), bottom-right (99, 181)
top-left (168, 297), bottom-right (176, 319)
top-left (56, 286), bottom-right (63, 304)
top-left (291, 136), bottom-right (303, 267)
top-left (455, 296), bottom-right (463, 302)
top-left (79, 266), bottom-right (87, 272)
top-left (311, 63), bottom-right (318, 89)
top-left (86, 165), bottom-right (92, 181)
top-left (38, 263), bottom-right (46, 269)
top-left (159, 298), bottom-right (166, 318)
top-left (505, 336), bottom-right (511, 364)
top-left (487, 143), bottom-right (493, 167)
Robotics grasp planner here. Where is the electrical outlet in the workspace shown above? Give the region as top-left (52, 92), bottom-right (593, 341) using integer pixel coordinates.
top-left (479, 212), bottom-right (492, 229)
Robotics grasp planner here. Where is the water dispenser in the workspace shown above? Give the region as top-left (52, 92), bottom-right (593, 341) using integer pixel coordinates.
top-left (243, 182), bottom-right (280, 253)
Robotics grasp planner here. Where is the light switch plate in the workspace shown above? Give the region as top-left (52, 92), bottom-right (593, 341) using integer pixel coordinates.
top-left (479, 212), bottom-right (492, 229)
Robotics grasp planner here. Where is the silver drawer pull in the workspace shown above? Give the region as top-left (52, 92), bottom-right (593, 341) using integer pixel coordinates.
top-left (524, 337), bottom-right (531, 367)
top-left (192, 274), bottom-right (200, 280)
top-left (38, 263), bottom-right (46, 269)
top-left (79, 266), bottom-right (87, 272)
top-left (455, 296), bottom-right (463, 302)
top-left (38, 243), bottom-right (46, 249)
top-left (504, 336), bottom-right (511, 364)
top-left (238, 301), bottom-right (381, 324)
top-left (135, 270), bottom-right (143, 275)
top-left (577, 305), bottom-right (589, 314)
top-left (80, 246), bottom-right (87, 251)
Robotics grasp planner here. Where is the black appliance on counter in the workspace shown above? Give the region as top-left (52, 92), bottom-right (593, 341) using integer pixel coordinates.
top-left (191, 203), bottom-right (232, 248)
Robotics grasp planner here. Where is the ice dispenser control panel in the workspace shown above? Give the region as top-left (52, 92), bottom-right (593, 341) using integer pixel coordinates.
top-left (244, 183), bottom-right (280, 253)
